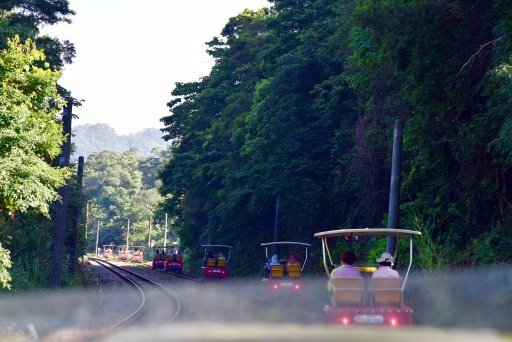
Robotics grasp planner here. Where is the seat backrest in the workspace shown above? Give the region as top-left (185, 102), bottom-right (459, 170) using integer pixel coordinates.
top-left (286, 263), bottom-right (301, 278)
top-left (217, 257), bottom-right (226, 267)
top-left (331, 277), bottom-right (365, 306)
top-left (174, 254), bottom-right (182, 262)
top-left (167, 254), bottom-right (175, 261)
top-left (370, 277), bottom-right (402, 306)
top-left (207, 257), bottom-right (216, 267)
top-left (270, 265), bottom-right (284, 278)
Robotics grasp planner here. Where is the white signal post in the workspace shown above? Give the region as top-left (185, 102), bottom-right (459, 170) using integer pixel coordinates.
top-left (164, 213), bottom-right (168, 250)
top-left (126, 219), bottom-right (130, 252)
top-left (95, 221), bottom-right (100, 256)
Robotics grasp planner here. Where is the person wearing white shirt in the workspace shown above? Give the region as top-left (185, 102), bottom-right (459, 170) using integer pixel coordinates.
top-left (372, 252), bottom-right (399, 278)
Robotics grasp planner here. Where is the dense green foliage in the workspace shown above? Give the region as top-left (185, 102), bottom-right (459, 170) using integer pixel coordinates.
top-left (84, 149), bottom-right (171, 252)
top-left (0, 0), bottom-right (75, 71)
top-left (160, 0), bottom-right (512, 275)
top-left (73, 124), bottom-right (170, 158)
top-left (0, 243), bottom-right (11, 289)
top-left (0, 37), bottom-right (73, 289)
top-left (0, 37), bottom-right (69, 216)
top-left (0, 0), bottom-right (77, 290)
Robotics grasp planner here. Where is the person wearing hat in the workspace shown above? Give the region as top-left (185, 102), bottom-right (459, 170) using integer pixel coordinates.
top-left (264, 254), bottom-right (282, 278)
top-left (331, 251), bottom-right (362, 279)
top-left (372, 252), bottom-right (399, 278)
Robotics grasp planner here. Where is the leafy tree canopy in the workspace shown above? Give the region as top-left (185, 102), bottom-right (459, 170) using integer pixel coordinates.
top-left (0, 36), bottom-right (69, 217)
top-left (160, 0), bottom-right (512, 274)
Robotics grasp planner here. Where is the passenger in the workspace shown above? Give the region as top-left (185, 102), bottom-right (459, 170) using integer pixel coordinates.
top-left (287, 253), bottom-right (299, 264)
top-left (264, 254), bottom-right (281, 278)
top-left (372, 252), bottom-right (399, 278)
top-left (331, 251), bottom-right (362, 279)
top-left (217, 252), bottom-right (226, 267)
top-left (204, 250), bottom-right (214, 266)
top-left (286, 253), bottom-right (301, 278)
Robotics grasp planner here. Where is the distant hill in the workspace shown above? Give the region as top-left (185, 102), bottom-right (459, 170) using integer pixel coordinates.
top-left (72, 123), bottom-right (169, 158)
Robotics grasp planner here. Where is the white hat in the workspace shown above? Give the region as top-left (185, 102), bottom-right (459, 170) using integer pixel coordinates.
top-left (376, 252), bottom-right (394, 263)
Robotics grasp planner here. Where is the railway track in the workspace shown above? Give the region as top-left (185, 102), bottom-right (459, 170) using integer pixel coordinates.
top-left (92, 258), bottom-right (181, 322)
top-left (86, 258), bottom-right (181, 334)
top-left (40, 258), bottom-right (182, 340)
top-left (144, 264), bottom-right (202, 282)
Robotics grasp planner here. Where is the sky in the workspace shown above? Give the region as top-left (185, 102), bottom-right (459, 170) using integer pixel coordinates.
top-left (42, 0), bottom-right (270, 135)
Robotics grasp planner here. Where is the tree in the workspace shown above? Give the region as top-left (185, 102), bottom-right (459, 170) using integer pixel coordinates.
top-left (0, 0), bottom-right (75, 71)
top-left (0, 36), bottom-right (69, 218)
top-left (160, 0), bottom-right (512, 275)
top-left (0, 36), bottom-right (70, 289)
top-left (83, 150), bottom-right (167, 250)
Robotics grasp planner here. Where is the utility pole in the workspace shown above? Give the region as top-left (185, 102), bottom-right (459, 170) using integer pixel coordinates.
top-left (95, 221), bottom-right (101, 256)
top-left (126, 219), bottom-right (130, 251)
top-left (273, 194), bottom-right (281, 256)
top-left (147, 217), bottom-right (152, 248)
top-left (386, 119), bottom-right (404, 256)
top-left (69, 156), bottom-right (84, 275)
top-left (50, 98), bottom-right (73, 288)
top-left (164, 213), bottom-right (168, 251)
top-left (85, 201), bottom-right (89, 239)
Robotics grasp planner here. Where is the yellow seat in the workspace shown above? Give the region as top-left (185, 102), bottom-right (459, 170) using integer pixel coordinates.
top-left (331, 277), bottom-right (365, 306)
top-left (207, 257), bottom-right (216, 267)
top-left (270, 265), bottom-right (284, 278)
top-left (217, 257), bottom-right (226, 267)
top-left (286, 263), bottom-right (301, 278)
top-left (370, 277), bottom-right (402, 306)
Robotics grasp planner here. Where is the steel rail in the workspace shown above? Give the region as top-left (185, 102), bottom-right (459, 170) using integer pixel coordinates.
top-left (91, 258), bottom-right (147, 331)
top-left (91, 258), bottom-right (182, 325)
top-left (145, 265), bottom-right (202, 282)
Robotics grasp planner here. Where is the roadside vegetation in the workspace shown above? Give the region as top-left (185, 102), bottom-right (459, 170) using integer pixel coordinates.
top-left (160, 1), bottom-right (512, 274)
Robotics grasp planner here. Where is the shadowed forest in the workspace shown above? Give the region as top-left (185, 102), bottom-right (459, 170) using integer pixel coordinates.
top-left (159, 1), bottom-right (512, 274)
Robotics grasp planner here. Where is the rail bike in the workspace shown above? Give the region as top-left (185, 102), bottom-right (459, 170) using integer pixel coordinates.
top-left (201, 244), bottom-right (232, 280)
top-left (117, 246), bottom-right (129, 261)
top-left (314, 228), bottom-right (421, 327)
top-left (151, 247), bottom-right (167, 270)
top-left (164, 249), bottom-right (184, 273)
top-left (131, 246), bottom-right (145, 263)
top-left (102, 244), bottom-right (115, 259)
top-left (261, 241), bottom-right (310, 292)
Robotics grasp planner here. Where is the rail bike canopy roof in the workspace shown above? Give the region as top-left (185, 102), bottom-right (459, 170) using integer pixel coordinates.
top-left (260, 241), bottom-right (311, 247)
top-left (202, 244), bottom-right (233, 263)
top-left (153, 246), bottom-right (172, 250)
top-left (314, 228), bottom-right (422, 239)
top-left (261, 241), bottom-right (311, 271)
top-left (202, 244), bottom-right (233, 249)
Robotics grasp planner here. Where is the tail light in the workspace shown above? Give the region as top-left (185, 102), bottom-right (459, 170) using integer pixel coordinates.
top-left (273, 284), bottom-right (279, 289)
top-left (390, 318), bottom-right (398, 327)
top-left (341, 317), bottom-right (350, 326)
top-left (294, 284), bottom-right (300, 290)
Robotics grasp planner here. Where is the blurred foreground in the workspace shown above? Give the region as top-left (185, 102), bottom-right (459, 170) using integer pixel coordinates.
top-left (0, 267), bottom-right (511, 341)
